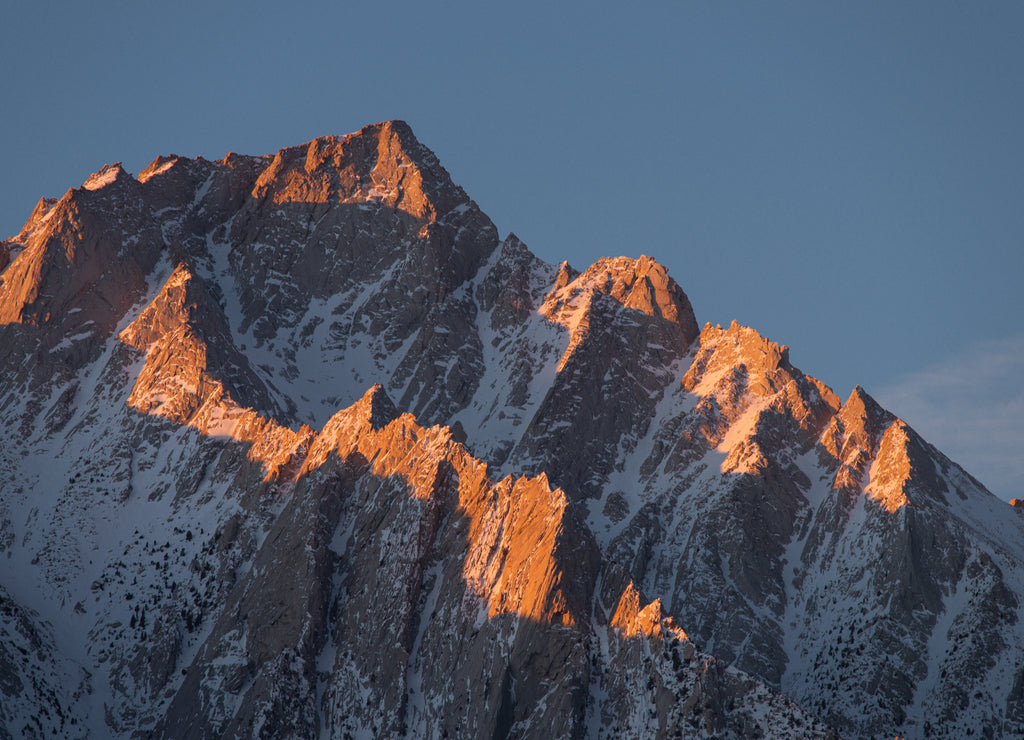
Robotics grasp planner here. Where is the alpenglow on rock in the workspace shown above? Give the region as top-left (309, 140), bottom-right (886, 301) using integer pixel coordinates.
top-left (0, 120), bottom-right (1020, 739)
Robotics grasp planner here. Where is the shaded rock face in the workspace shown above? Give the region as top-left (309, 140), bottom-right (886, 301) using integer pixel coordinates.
top-left (0, 121), bottom-right (1020, 739)
top-left (0, 585), bottom-right (91, 739)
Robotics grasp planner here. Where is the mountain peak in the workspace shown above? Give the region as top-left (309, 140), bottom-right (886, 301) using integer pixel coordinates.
top-left (355, 383), bottom-right (401, 431)
top-left (250, 119), bottom-right (468, 224)
top-left (841, 385), bottom-right (891, 427)
top-left (684, 320), bottom-right (793, 395)
top-left (542, 255), bottom-right (699, 344)
top-left (15, 197), bottom-right (59, 239)
top-left (138, 154), bottom-right (181, 183)
top-left (82, 162), bottom-right (130, 191)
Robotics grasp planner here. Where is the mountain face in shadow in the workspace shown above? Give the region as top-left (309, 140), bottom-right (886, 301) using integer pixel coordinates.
top-left (0, 120), bottom-right (1020, 739)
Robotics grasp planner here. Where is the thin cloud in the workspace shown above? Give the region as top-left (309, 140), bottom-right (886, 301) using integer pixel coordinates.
top-left (873, 334), bottom-right (1024, 502)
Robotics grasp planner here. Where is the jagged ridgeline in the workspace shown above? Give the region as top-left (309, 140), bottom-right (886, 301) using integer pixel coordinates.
top-left (1, 121), bottom-right (1021, 739)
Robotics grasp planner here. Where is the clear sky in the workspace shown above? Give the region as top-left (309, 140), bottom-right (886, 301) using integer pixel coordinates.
top-left (2, 2), bottom-right (1021, 499)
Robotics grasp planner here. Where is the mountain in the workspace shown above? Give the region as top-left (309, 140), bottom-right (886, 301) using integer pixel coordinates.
top-left (1, 120), bottom-right (1021, 739)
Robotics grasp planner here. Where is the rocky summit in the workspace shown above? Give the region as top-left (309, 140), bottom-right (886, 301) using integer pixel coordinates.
top-left (0, 120), bottom-right (1021, 739)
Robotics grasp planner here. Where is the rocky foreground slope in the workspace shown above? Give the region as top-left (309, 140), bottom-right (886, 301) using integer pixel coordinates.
top-left (1, 121), bottom-right (1022, 739)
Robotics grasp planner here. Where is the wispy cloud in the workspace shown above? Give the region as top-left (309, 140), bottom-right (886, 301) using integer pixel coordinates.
top-left (873, 333), bottom-right (1024, 502)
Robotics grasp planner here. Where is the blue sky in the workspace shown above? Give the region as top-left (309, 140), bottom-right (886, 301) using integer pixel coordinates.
top-left (2, 2), bottom-right (1021, 498)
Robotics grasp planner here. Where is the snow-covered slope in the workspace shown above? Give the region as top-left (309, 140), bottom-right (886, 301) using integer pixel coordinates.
top-left (0, 120), bottom-right (1020, 738)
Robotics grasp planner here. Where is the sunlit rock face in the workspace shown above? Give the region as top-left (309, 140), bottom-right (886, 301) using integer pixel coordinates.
top-left (0, 120), bottom-right (1020, 739)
